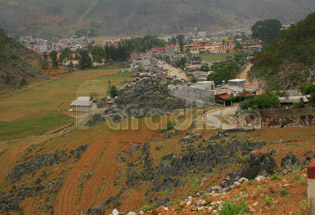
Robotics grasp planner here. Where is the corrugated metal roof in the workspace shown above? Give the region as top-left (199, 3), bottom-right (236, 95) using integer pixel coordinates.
top-left (71, 100), bottom-right (93, 107)
top-left (279, 96), bottom-right (309, 103)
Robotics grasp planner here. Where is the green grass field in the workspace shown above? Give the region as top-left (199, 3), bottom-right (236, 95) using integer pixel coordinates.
top-left (0, 67), bottom-right (132, 140)
top-left (201, 53), bottom-right (235, 62)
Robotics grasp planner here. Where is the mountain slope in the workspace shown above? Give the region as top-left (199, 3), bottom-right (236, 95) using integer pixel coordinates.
top-left (0, 0), bottom-right (314, 37)
top-left (249, 12), bottom-right (315, 90)
top-left (0, 28), bottom-right (46, 89)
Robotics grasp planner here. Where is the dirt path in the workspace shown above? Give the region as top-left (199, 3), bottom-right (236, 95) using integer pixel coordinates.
top-left (158, 60), bottom-right (188, 81)
top-left (237, 63), bottom-right (254, 87)
top-left (205, 106), bottom-right (239, 130)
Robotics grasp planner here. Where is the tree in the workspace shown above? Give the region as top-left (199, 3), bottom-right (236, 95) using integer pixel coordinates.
top-left (302, 83), bottom-right (315, 95)
top-left (108, 86), bottom-right (118, 98)
top-left (91, 46), bottom-right (106, 63)
top-left (234, 41), bottom-right (243, 51)
top-left (89, 28), bottom-right (97, 37)
top-left (251, 19), bottom-right (282, 44)
top-left (105, 45), bottom-right (111, 60)
top-left (59, 48), bottom-right (72, 64)
top-left (176, 35), bottom-right (185, 53)
top-left (79, 50), bottom-right (92, 70)
top-left (234, 54), bottom-right (246, 66)
top-left (175, 57), bottom-right (186, 69)
top-left (49, 51), bottom-right (58, 67)
top-left (207, 62), bottom-right (241, 85)
top-left (87, 44), bottom-right (93, 53)
top-left (171, 36), bottom-right (177, 45)
top-left (310, 92), bottom-right (315, 104)
top-left (241, 92), bottom-right (280, 109)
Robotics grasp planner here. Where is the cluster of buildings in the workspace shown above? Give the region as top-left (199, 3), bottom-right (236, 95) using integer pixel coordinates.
top-left (19, 36), bottom-right (92, 54)
top-left (169, 79), bottom-right (257, 106)
top-left (151, 40), bottom-right (261, 56)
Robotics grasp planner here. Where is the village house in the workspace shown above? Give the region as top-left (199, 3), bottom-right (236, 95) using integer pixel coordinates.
top-left (70, 97), bottom-right (97, 112)
top-left (215, 79), bottom-right (257, 106)
top-left (190, 45), bottom-right (205, 54)
top-left (204, 44), bottom-right (222, 53)
top-left (240, 41), bottom-right (261, 49)
top-left (169, 81), bottom-right (216, 105)
top-left (278, 96), bottom-right (310, 106)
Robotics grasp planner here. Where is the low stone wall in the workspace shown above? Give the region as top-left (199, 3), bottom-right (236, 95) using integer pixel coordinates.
top-left (169, 85), bottom-right (215, 105)
top-left (260, 107), bottom-right (315, 127)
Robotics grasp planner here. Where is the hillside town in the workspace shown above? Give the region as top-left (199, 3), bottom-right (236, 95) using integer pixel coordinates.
top-left (0, 5), bottom-right (315, 215)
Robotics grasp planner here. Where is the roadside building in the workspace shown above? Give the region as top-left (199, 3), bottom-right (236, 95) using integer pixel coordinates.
top-left (278, 96), bottom-right (310, 106)
top-left (169, 81), bottom-right (215, 105)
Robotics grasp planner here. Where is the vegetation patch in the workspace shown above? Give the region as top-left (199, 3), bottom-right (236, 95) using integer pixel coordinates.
top-left (219, 198), bottom-right (247, 215)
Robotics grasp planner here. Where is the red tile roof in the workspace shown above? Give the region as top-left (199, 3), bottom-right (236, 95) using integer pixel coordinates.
top-left (217, 93), bottom-right (231, 100)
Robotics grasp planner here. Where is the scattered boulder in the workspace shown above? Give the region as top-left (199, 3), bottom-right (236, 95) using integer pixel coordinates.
top-left (112, 209), bottom-right (119, 215)
top-left (281, 152), bottom-right (300, 170)
top-left (240, 152), bottom-right (277, 179)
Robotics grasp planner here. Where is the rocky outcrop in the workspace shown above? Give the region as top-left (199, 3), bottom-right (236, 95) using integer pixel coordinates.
top-left (240, 152), bottom-right (277, 180)
top-left (281, 152), bottom-right (300, 170)
top-left (88, 78), bottom-right (186, 126)
top-left (0, 145), bottom-right (88, 214)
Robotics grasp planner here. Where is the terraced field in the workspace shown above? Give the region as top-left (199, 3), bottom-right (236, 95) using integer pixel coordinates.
top-left (0, 67), bottom-right (132, 141)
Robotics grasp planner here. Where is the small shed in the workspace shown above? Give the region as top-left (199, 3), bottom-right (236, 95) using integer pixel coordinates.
top-left (278, 96), bottom-right (309, 105)
top-left (228, 79), bottom-right (247, 88)
top-left (71, 96), bottom-right (97, 112)
top-left (194, 81), bottom-right (215, 91)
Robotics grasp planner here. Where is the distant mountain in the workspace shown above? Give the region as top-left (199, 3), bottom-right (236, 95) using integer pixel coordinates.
top-left (0, 28), bottom-right (46, 89)
top-left (249, 12), bottom-right (315, 90)
top-left (0, 0), bottom-right (314, 37)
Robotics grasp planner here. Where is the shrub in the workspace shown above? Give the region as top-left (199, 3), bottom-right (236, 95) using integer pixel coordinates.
top-left (219, 198), bottom-right (247, 215)
top-left (271, 174), bottom-right (283, 180)
top-left (241, 92), bottom-right (280, 110)
top-left (265, 195), bottom-right (273, 205)
top-left (168, 200), bottom-right (182, 206)
top-left (159, 121), bottom-right (177, 133)
top-left (108, 86), bottom-right (118, 98)
top-left (240, 185), bottom-right (247, 190)
top-left (280, 188), bottom-right (289, 195)
top-left (248, 179), bottom-right (255, 185)
top-left (142, 204), bottom-right (158, 212)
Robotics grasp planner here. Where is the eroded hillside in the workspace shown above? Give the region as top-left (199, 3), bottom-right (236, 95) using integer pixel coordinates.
top-left (0, 116), bottom-right (314, 214)
top-left (249, 12), bottom-right (315, 90)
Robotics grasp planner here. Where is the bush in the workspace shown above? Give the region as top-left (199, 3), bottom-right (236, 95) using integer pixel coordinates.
top-left (142, 204), bottom-right (158, 212)
top-left (207, 62), bottom-right (241, 85)
top-left (108, 86), bottom-right (118, 98)
top-left (271, 174), bottom-right (283, 180)
top-left (159, 121), bottom-right (177, 133)
top-left (302, 83), bottom-right (315, 95)
top-left (219, 198), bottom-right (247, 215)
top-left (240, 92), bottom-right (280, 110)
top-left (310, 92), bottom-right (315, 104)
top-left (280, 188), bottom-right (289, 195)
top-left (265, 195), bottom-right (273, 205)
top-left (292, 102), bottom-right (305, 109)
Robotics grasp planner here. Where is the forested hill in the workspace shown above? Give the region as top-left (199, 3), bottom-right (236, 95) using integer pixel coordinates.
top-left (0, 28), bottom-right (46, 89)
top-left (0, 0), bottom-right (314, 37)
top-left (249, 12), bottom-right (315, 90)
